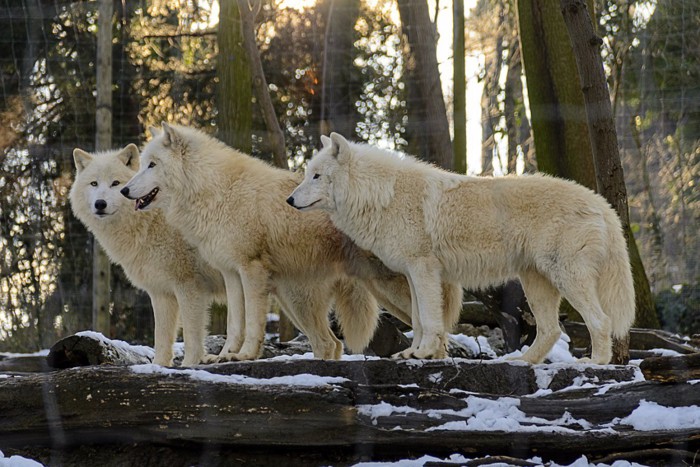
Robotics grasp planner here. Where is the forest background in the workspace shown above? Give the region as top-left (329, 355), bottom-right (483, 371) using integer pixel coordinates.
top-left (0, 0), bottom-right (697, 352)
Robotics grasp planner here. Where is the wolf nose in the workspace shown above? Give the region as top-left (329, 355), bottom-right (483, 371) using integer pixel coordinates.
top-left (120, 186), bottom-right (130, 198)
top-left (286, 196), bottom-right (295, 207)
top-left (94, 199), bottom-right (107, 211)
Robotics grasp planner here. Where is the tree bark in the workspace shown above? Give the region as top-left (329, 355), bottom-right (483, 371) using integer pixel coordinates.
top-left (516, 0), bottom-right (596, 189)
top-left (319, 0), bottom-right (360, 139)
top-left (237, 0), bottom-right (287, 169)
top-left (93, 0), bottom-right (113, 336)
top-left (480, 8), bottom-right (505, 175)
top-left (397, 0), bottom-right (453, 170)
top-left (453, 0), bottom-right (467, 173)
top-left (217, 0), bottom-right (252, 153)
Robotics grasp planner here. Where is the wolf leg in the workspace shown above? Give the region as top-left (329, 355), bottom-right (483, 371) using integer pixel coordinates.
top-left (562, 285), bottom-right (612, 364)
top-left (514, 270), bottom-right (561, 364)
top-left (224, 261), bottom-right (270, 360)
top-left (442, 281), bottom-right (463, 333)
top-left (221, 271), bottom-right (245, 355)
top-left (177, 287), bottom-right (210, 366)
top-left (150, 292), bottom-right (179, 366)
top-left (364, 276), bottom-right (413, 326)
top-left (395, 259), bottom-right (446, 359)
top-left (205, 271), bottom-right (246, 363)
top-left (392, 274), bottom-right (423, 358)
top-left (277, 282), bottom-right (342, 360)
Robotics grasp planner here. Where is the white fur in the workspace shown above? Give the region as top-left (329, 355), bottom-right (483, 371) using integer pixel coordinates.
top-left (289, 133), bottom-right (636, 364)
top-left (69, 145), bottom-right (226, 366)
top-left (122, 124), bottom-right (461, 361)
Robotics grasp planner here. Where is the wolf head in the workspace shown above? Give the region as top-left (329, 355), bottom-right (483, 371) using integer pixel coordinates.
top-left (287, 132), bottom-right (353, 213)
top-left (120, 123), bottom-right (186, 212)
top-left (69, 144), bottom-right (140, 223)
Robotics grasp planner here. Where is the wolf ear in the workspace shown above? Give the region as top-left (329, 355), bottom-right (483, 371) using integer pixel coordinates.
top-left (148, 125), bottom-right (161, 139)
top-left (73, 148), bottom-right (93, 173)
top-left (117, 143), bottom-right (140, 171)
top-left (161, 122), bottom-right (182, 149)
top-left (320, 135), bottom-right (332, 149)
top-left (329, 132), bottom-right (351, 163)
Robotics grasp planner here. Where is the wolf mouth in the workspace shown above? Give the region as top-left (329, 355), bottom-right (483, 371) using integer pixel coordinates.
top-left (135, 187), bottom-right (159, 210)
top-left (297, 199), bottom-right (320, 210)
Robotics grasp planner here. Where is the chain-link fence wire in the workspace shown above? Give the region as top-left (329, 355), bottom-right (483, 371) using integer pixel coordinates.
top-left (0, 0), bottom-right (697, 351)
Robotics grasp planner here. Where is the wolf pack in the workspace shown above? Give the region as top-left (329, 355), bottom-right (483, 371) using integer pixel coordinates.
top-left (70, 124), bottom-right (636, 367)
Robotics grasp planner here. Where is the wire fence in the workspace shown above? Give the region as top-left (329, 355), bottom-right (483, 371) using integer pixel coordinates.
top-left (0, 0), bottom-right (698, 351)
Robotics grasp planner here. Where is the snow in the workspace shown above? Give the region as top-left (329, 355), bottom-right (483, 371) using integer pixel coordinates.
top-left (353, 454), bottom-right (647, 467)
top-left (266, 352), bottom-right (381, 362)
top-left (131, 364), bottom-right (348, 387)
top-left (645, 348), bottom-right (682, 357)
top-left (359, 395), bottom-right (597, 434)
top-left (448, 333), bottom-right (498, 358)
top-left (615, 400), bottom-right (700, 430)
top-left (0, 451), bottom-right (43, 467)
top-left (0, 349), bottom-right (49, 359)
top-left (76, 331), bottom-right (155, 360)
top-left (500, 332), bottom-right (576, 364)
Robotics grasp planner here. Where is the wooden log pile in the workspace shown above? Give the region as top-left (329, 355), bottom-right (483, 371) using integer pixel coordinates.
top-left (1, 332), bottom-right (699, 466)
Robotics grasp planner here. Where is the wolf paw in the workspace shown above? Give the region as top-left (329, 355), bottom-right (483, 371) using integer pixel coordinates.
top-left (213, 351), bottom-right (259, 362)
top-left (391, 347), bottom-right (445, 360)
top-left (576, 356), bottom-right (609, 365)
top-left (200, 353), bottom-right (222, 364)
top-left (391, 347), bottom-right (419, 359)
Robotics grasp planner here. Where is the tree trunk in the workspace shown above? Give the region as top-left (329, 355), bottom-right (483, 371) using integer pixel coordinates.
top-left (320, 0), bottom-right (360, 139)
top-left (237, 0), bottom-right (287, 169)
top-left (93, 0), bottom-right (113, 336)
top-left (559, 0), bottom-right (659, 339)
top-left (453, 0), bottom-right (467, 173)
top-left (480, 9), bottom-right (505, 175)
top-left (504, 39), bottom-right (519, 174)
top-left (516, 0), bottom-right (596, 189)
top-left (216, 0), bottom-right (252, 153)
top-left (397, 0), bottom-right (453, 169)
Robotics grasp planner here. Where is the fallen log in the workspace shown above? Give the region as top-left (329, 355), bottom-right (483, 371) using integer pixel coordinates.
top-left (640, 352), bottom-right (700, 383)
top-left (0, 359), bottom-right (696, 466)
top-left (46, 332), bottom-right (480, 370)
top-left (563, 322), bottom-right (700, 355)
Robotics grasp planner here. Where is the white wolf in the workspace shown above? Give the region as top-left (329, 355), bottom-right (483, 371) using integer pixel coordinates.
top-left (69, 145), bottom-right (226, 366)
top-left (288, 133), bottom-right (636, 364)
top-left (120, 124), bottom-right (462, 361)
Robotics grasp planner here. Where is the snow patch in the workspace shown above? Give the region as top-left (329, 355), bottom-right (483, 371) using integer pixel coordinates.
top-left (646, 348), bottom-right (682, 357)
top-left (352, 454), bottom-right (646, 467)
top-left (499, 332), bottom-right (576, 364)
top-left (615, 400), bottom-right (700, 430)
top-left (0, 349), bottom-right (49, 359)
top-left (448, 333), bottom-right (497, 358)
top-left (131, 364), bottom-right (348, 387)
top-left (0, 450), bottom-right (44, 467)
top-left (359, 395), bottom-right (594, 434)
top-left (76, 331), bottom-right (155, 360)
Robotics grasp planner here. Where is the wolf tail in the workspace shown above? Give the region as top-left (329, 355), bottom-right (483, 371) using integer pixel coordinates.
top-left (598, 209), bottom-right (636, 338)
top-left (333, 278), bottom-right (380, 353)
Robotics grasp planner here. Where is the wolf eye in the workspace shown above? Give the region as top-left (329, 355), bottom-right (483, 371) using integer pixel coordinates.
top-left (90, 181), bottom-right (97, 187)
top-left (148, 161), bottom-right (156, 168)
top-left (313, 173), bottom-right (321, 180)
top-left (111, 180), bottom-right (120, 187)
